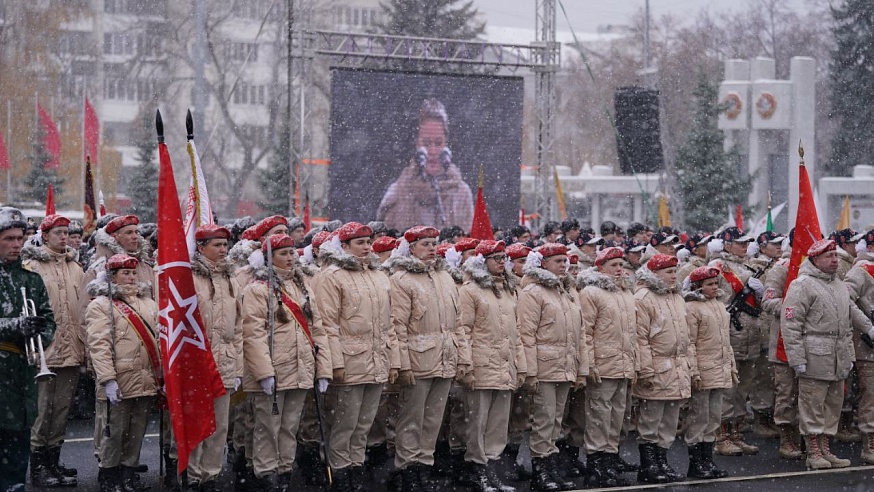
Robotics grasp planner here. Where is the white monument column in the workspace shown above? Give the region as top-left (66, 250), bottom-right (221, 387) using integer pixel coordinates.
top-left (788, 57), bottom-right (816, 223)
top-left (748, 58), bottom-right (776, 211)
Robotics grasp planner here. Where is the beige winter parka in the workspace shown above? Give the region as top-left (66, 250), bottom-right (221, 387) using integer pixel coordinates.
top-left (837, 247), bottom-right (855, 281)
top-left (456, 261), bottom-right (525, 391)
top-left (842, 250), bottom-right (874, 362)
top-left (711, 251), bottom-right (762, 361)
top-left (22, 244), bottom-right (85, 368)
top-left (82, 228), bottom-right (154, 303)
top-left (683, 289), bottom-right (736, 391)
top-left (517, 263), bottom-right (588, 384)
top-left (632, 265), bottom-right (692, 400)
top-left (577, 268), bottom-right (638, 380)
top-left (314, 248), bottom-right (398, 385)
top-left (762, 255), bottom-right (790, 364)
top-left (241, 266), bottom-right (332, 392)
top-left (85, 280), bottom-right (160, 401)
top-left (388, 255), bottom-right (462, 379)
top-left (192, 253), bottom-right (243, 389)
top-left (781, 261), bottom-right (869, 381)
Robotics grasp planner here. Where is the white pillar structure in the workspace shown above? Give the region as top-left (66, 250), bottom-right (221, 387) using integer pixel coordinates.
top-left (788, 57), bottom-right (816, 222)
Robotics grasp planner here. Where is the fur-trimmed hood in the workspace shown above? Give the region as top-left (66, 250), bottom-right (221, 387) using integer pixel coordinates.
top-left (635, 264), bottom-right (677, 295)
top-left (446, 265), bottom-right (464, 284)
top-left (92, 227), bottom-right (151, 264)
top-left (576, 267), bottom-right (630, 292)
top-left (462, 260), bottom-right (517, 293)
top-left (86, 274), bottom-right (151, 300)
top-left (522, 262), bottom-right (574, 290)
top-left (385, 254), bottom-right (447, 275)
top-left (191, 252), bottom-right (236, 279)
top-left (319, 247), bottom-right (381, 272)
top-left (228, 239), bottom-right (260, 266)
top-left (251, 264), bottom-right (306, 285)
top-left (682, 289), bottom-right (708, 302)
top-left (21, 243), bottom-right (79, 263)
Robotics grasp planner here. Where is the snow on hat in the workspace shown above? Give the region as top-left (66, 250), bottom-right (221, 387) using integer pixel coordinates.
top-left (689, 266), bottom-right (721, 283)
top-left (649, 231), bottom-right (680, 246)
top-left (807, 239), bottom-right (836, 258)
top-left (337, 222), bottom-right (373, 242)
top-left (372, 236), bottom-right (399, 254)
top-left (404, 226), bottom-right (439, 243)
top-left (287, 216), bottom-right (305, 232)
top-left (195, 224), bottom-right (231, 241)
top-left (454, 237), bottom-right (480, 253)
top-left (105, 214), bottom-right (139, 235)
top-left (67, 220), bottom-right (84, 236)
top-left (252, 215), bottom-right (288, 240)
top-left (475, 240), bottom-right (505, 257)
top-left (647, 253), bottom-right (679, 271)
top-left (536, 243), bottom-right (568, 258)
top-left (241, 226), bottom-right (260, 241)
top-left (579, 231), bottom-right (605, 246)
top-left (685, 233), bottom-right (713, 251)
top-left (0, 207), bottom-right (28, 234)
top-left (720, 226), bottom-right (754, 243)
top-left (262, 233), bottom-right (296, 254)
top-left (367, 221), bottom-right (387, 235)
top-left (107, 254), bottom-right (138, 271)
top-left (756, 231), bottom-right (784, 246)
top-left (436, 243), bottom-right (453, 258)
top-left (311, 231), bottom-right (332, 249)
top-left (595, 246), bottom-right (624, 267)
top-left (39, 214), bottom-right (71, 232)
top-left (506, 243), bottom-right (531, 260)
top-left (830, 228), bottom-right (864, 247)
top-left (623, 237), bottom-right (646, 253)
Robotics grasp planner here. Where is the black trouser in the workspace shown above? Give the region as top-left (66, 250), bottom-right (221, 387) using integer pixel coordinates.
top-left (0, 428), bottom-right (29, 491)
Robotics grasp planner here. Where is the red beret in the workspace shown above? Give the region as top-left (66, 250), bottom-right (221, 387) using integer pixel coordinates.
top-left (40, 214), bottom-right (71, 232)
top-left (262, 233), bottom-right (296, 254)
top-left (475, 240), bottom-right (505, 257)
top-left (454, 237), bottom-right (480, 253)
top-left (337, 222), bottom-right (373, 242)
top-left (404, 226), bottom-right (440, 243)
top-left (595, 246), bottom-right (624, 267)
top-left (252, 215), bottom-right (288, 240)
top-left (647, 253), bottom-right (679, 271)
top-left (372, 236), bottom-right (399, 254)
top-left (241, 226), bottom-right (259, 241)
top-left (436, 243), bottom-right (453, 258)
top-left (808, 239), bottom-right (836, 258)
top-left (195, 224), bottom-right (231, 241)
top-left (107, 254), bottom-right (138, 270)
top-left (568, 254), bottom-right (579, 265)
top-left (105, 214), bottom-right (139, 235)
top-left (536, 243), bottom-right (568, 258)
top-left (506, 243), bottom-right (532, 260)
top-left (311, 231), bottom-right (332, 249)
top-left (689, 266), bottom-right (721, 283)
top-left (296, 248), bottom-right (305, 257)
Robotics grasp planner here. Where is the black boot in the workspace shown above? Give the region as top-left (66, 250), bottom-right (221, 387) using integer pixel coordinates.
top-left (701, 442), bottom-right (728, 478)
top-left (448, 448), bottom-right (466, 482)
top-left (277, 471), bottom-right (294, 492)
top-left (586, 452), bottom-right (628, 487)
top-left (349, 465), bottom-right (366, 492)
top-left (546, 453), bottom-right (577, 490)
top-left (686, 443), bottom-right (716, 479)
top-left (656, 446), bottom-right (685, 482)
top-left (331, 467), bottom-right (351, 492)
top-left (98, 467), bottom-right (123, 492)
top-left (416, 463), bottom-right (440, 492)
top-left (299, 443), bottom-right (327, 486)
top-left (399, 466), bottom-right (418, 492)
top-left (556, 441), bottom-right (585, 477)
top-left (485, 461), bottom-right (516, 492)
top-left (257, 473), bottom-right (279, 492)
top-left (530, 457), bottom-right (560, 492)
top-left (636, 443), bottom-right (669, 484)
top-left (31, 447), bottom-right (64, 487)
top-left (163, 454), bottom-right (182, 492)
top-left (468, 463), bottom-right (499, 492)
top-left (199, 480), bottom-right (220, 492)
top-left (120, 466), bottom-right (142, 492)
top-left (48, 446), bottom-right (78, 480)
top-left (609, 452), bottom-right (639, 473)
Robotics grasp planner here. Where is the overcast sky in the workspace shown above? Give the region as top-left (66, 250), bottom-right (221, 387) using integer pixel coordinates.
top-left (475, 0), bottom-right (813, 33)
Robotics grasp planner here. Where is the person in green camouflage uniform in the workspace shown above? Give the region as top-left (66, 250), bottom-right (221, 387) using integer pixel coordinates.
top-left (0, 207), bottom-right (56, 492)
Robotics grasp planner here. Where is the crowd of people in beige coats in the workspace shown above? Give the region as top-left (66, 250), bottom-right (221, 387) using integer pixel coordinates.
top-left (14, 208), bottom-right (874, 492)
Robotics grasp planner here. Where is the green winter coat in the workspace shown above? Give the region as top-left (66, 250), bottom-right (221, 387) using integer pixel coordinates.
top-left (0, 257), bottom-right (56, 432)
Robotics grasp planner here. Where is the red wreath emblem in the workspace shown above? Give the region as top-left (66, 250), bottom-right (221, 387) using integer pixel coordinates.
top-left (756, 92), bottom-right (777, 119)
top-left (722, 92), bottom-right (742, 120)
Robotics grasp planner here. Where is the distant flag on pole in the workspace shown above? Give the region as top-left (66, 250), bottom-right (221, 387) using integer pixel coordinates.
top-left (84, 97), bottom-right (100, 167)
top-left (836, 195), bottom-right (851, 230)
top-left (302, 192), bottom-right (311, 232)
top-left (766, 192), bottom-right (774, 232)
top-left (735, 205), bottom-right (744, 231)
top-left (553, 166), bottom-right (567, 221)
top-left (84, 156), bottom-right (97, 236)
top-left (0, 124), bottom-right (9, 170)
top-left (45, 184), bottom-right (55, 215)
top-left (98, 190), bottom-right (107, 217)
top-left (183, 110), bottom-right (214, 258)
top-left (37, 104), bottom-right (61, 170)
top-left (658, 195), bottom-right (671, 228)
top-left (776, 142), bottom-right (822, 363)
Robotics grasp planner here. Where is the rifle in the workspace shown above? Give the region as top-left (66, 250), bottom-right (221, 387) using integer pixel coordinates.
top-left (726, 257), bottom-right (775, 331)
top-left (859, 306), bottom-right (874, 349)
top-left (266, 239), bottom-right (279, 416)
top-left (312, 344), bottom-right (332, 486)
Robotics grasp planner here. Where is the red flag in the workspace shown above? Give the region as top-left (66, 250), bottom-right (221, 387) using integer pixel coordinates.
top-left (155, 111), bottom-right (225, 474)
top-left (303, 192), bottom-right (311, 232)
top-left (735, 205), bottom-right (744, 231)
top-left (84, 97), bottom-right (100, 167)
top-left (469, 167), bottom-right (494, 241)
top-left (45, 184), bottom-right (55, 215)
top-left (0, 127), bottom-right (9, 170)
top-left (37, 104), bottom-right (60, 170)
top-left (84, 157), bottom-right (97, 236)
top-left (775, 159), bottom-right (821, 362)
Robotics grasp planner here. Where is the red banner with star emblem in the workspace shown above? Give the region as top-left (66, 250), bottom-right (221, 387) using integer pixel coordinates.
top-left (156, 115), bottom-right (225, 474)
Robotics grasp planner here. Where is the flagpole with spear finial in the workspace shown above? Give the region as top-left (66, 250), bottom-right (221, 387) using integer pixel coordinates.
top-left (155, 109), bottom-right (165, 492)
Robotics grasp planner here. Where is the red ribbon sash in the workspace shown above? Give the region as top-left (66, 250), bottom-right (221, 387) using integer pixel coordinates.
top-left (256, 280), bottom-right (314, 349)
top-left (112, 299), bottom-right (162, 384)
top-left (721, 267), bottom-right (757, 308)
top-left (863, 263), bottom-right (874, 280)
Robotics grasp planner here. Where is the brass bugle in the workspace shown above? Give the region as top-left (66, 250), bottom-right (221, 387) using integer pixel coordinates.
top-left (20, 287), bottom-right (56, 380)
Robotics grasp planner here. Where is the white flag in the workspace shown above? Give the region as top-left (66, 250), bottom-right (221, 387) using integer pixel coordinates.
top-left (184, 140), bottom-right (214, 258)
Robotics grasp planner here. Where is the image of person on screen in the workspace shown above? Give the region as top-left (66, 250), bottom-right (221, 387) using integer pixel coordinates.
top-left (377, 98), bottom-right (474, 231)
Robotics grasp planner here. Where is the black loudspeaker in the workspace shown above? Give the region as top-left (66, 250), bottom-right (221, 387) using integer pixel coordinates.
top-left (614, 86), bottom-right (664, 174)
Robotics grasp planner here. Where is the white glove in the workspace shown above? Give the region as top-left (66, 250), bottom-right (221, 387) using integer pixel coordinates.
top-left (105, 379), bottom-right (121, 405)
top-left (234, 377), bottom-right (242, 392)
top-left (708, 238), bottom-right (724, 254)
top-left (318, 378), bottom-right (329, 394)
top-left (747, 277), bottom-right (764, 295)
top-left (793, 364), bottom-right (806, 375)
top-left (676, 248), bottom-right (691, 263)
top-left (858, 239), bottom-right (868, 255)
top-left (259, 376), bottom-right (276, 395)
